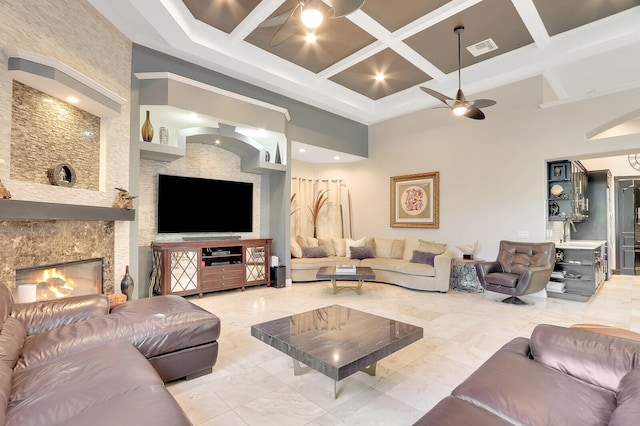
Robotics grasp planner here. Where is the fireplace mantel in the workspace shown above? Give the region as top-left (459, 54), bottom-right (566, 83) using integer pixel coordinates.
top-left (0, 200), bottom-right (135, 221)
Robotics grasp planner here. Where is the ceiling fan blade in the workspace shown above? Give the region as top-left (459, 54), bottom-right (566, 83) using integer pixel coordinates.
top-left (420, 87), bottom-right (453, 107)
top-left (259, 7), bottom-right (296, 28)
top-left (268, 8), bottom-right (300, 47)
top-left (327, 0), bottom-right (365, 17)
top-left (463, 105), bottom-right (485, 120)
top-left (470, 99), bottom-right (497, 109)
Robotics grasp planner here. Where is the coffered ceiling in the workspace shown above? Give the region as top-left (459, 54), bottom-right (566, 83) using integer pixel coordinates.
top-left (89, 0), bottom-right (640, 124)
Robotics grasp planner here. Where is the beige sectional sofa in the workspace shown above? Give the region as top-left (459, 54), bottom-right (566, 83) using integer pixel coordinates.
top-left (291, 236), bottom-right (454, 292)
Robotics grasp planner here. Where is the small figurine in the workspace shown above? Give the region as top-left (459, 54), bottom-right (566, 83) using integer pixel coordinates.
top-left (113, 187), bottom-right (137, 209)
top-left (0, 179), bottom-right (11, 199)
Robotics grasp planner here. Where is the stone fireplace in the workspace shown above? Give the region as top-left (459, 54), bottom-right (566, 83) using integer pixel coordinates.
top-left (14, 257), bottom-right (103, 303)
top-left (0, 52), bottom-right (132, 299)
top-left (1, 6), bottom-right (133, 298)
top-left (0, 220), bottom-right (116, 296)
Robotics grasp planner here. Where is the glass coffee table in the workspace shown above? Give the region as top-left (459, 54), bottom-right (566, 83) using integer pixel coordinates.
top-left (316, 266), bottom-right (376, 294)
top-left (251, 304), bottom-right (423, 398)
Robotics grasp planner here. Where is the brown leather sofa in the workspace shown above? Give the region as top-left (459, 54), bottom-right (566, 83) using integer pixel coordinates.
top-left (1, 283), bottom-right (221, 425)
top-left (414, 324), bottom-right (640, 425)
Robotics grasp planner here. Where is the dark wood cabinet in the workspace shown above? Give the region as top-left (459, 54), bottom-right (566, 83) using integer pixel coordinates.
top-left (150, 238), bottom-right (271, 296)
top-left (548, 243), bottom-right (605, 302)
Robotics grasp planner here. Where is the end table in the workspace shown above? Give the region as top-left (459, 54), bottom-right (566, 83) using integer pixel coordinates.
top-left (451, 258), bottom-right (484, 293)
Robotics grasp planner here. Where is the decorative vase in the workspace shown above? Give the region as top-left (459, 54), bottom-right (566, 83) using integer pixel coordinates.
top-left (141, 110), bottom-right (154, 142)
top-left (275, 142), bottom-right (281, 164)
top-left (120, 265), bottom-right (134, 301)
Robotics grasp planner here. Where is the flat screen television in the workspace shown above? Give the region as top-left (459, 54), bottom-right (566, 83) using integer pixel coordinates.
top-left (157, 174), bottom-right (253, 233)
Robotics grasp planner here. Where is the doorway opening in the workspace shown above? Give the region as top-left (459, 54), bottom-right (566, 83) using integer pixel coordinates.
top-left (575, 155), bottom-right (640, 275)
top-left (615, 178), bottom-right (640, 275)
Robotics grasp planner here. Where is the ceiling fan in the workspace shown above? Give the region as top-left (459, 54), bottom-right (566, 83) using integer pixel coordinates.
top-left (420, 26), bottom-right (496, 120)
top-left (259, 0), bottom-right (365, 47)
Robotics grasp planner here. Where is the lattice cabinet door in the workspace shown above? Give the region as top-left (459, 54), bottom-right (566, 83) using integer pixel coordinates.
top-left (150, 249), bottom-right (163, 296)
top-left (169, 250), bottom-right (199, 293)
top-left (245, 245), bottom-right (267, 284)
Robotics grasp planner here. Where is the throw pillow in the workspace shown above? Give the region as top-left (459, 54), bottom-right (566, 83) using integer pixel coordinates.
top-left (291, 238), bottom-right (303, 258)
top-left (318, 238), bottom-right (336, 256)
top-left (403, 238), bottom-right (420, 260)
top-left (332, 238), bottom-right (346, 257)
top-left (410, 250), bottom-right (436, 266)
top-left (350, 246), bottom-right (375, 260)
top-left (391, 239), bottom-right (405, 259)
top-left (306, 237), bottom-right (319, 247)
top-left (374, 238), bottom-right (393, 258)
top-left (365, 237), bottom-right (376, 248)
top-left (302, 246), bottom-right (328, 258)
top-left (296, 235), bottom-right (309, 249)
top-left (345, 236), bottom-right (366, 258)
top-left (418, 239), bottom-right (447, 255)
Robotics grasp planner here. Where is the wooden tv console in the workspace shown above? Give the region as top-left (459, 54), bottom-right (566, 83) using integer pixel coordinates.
top-left (150, 238), bottom-right (272, 297)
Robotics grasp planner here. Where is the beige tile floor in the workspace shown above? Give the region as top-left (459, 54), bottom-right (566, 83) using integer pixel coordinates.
top-left (168, 275), bottom-right (640, 425)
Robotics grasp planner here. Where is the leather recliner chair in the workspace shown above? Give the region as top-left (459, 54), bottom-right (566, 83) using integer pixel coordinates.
top-left (476, 240), bottom-right (556, 304)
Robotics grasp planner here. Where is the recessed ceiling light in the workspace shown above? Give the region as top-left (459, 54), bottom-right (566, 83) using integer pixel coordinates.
top-left (299, 148), bottom-right (306, 153)
top-left (215, 139), bottom-right (221, 145)
top-left (304, 33), bottom-right (317, 43)
top-left (334, 156), bottom-right (340, 160)
top-left (375, 73), bottom-right (385, 81)
top-left (66, 96), bottom-right (79, 103)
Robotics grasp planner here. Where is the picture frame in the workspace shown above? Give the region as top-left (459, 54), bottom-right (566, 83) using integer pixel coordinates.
top-left (390, 172), bottom-right (439, 228)
top-left (549, 162), bottom-right (568, 181)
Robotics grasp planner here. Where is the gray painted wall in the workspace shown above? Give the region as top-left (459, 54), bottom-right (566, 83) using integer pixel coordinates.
top-left (131, 44), bottom-right (368, 157)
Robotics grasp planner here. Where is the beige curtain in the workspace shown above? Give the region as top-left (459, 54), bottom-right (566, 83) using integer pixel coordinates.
top-left (291, 178), bottom-right (350, 239)
top-left (290, 177), bottom-right (313, 237)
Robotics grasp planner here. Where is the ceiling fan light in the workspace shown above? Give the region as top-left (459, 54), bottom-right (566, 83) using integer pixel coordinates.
top-left (301, 7), bottom-right (323, 29)
top-left (452, 103), bottom-right (468, 116)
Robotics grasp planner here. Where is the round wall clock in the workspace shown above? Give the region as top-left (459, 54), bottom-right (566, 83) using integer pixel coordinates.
top-left (629, 154), bottom-right (640, 171)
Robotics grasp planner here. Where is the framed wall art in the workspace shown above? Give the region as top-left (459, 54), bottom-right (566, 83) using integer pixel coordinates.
top-left (549, 161), bottom-right (569, 181)
top-left (390, 172), bottom-right (439, 228)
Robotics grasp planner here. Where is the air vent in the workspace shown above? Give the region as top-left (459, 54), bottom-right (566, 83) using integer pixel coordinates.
top-left (466, 38), bottom-right (498, 57)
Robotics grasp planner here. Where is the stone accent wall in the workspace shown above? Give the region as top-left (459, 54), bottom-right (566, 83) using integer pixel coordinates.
top-left (0, 0), bottom-right (133, 292)
top-left (0, 220), bottom-right (115, 294)
top-left (11, 81), bottom-right (100, 189)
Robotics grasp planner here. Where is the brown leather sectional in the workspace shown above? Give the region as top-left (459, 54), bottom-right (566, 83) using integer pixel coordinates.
top-left (0, 284), bottom-right (221, 425)
top-left (415, 324), bottom-right (640, 425)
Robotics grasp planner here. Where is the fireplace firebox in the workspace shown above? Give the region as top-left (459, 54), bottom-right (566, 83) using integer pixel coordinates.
top-left (14, 258), bottom-right (103, 303)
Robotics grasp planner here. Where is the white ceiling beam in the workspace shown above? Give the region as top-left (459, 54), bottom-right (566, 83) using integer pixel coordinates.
top-left (511, 0), bottom-right (550, 48)
top-left (231, 0), bottom-right (285, 42)
top-left (541, 69), bottom-right (568, 101)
